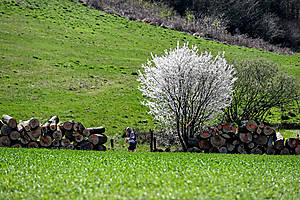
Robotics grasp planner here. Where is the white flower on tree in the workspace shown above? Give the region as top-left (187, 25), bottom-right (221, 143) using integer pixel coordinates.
top-left (138, 42), bottom-right (236, 151)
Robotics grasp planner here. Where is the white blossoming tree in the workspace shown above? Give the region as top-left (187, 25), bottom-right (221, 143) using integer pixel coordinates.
top-left (138, 42), bottom-right (236, 151)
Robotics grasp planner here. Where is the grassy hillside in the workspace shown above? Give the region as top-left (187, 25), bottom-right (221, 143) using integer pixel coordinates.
top-left (0, 148), bottom-right (299, 199)
top-left (0, 0), bottom-right (299, 135)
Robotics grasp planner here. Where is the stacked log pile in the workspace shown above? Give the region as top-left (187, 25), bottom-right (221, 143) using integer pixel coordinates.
top-left (188, 120), bottom-right (299, 155)
top-left (0, 115), bottom-right (107, 151)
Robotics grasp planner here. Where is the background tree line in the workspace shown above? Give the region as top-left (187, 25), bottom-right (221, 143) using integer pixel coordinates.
top-left (149, 0), bottom-right (300, 51)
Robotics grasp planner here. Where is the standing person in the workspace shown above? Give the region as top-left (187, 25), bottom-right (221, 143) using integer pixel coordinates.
top-left (125, 127), bottom-right (137, 152)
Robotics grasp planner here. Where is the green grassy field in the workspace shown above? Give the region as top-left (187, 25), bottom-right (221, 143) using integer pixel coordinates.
top-left (0, 0), bottom-right (299, 135)
top-left (0, 148), bottom-right (299, 200)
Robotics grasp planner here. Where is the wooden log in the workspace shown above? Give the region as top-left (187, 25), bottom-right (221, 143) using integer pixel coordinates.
top-left (82, 129), bottom-right (90, 137)
top-left (88, 134), bottom-right (107, 145)
top-left (73, 122), bottom-right (85, 132)
top-left (0, 120), bottom-right (3, 129)
top-left (17, 123), bottom-right (24, 133)
top-left (227, 143), bottom-right (235, 152)
top-left (28, 118), bottom-right (39, 130)
top-left (274, 132), bottom-right (284, 150)
top-left (64, 130), bottom-right (74, 140)
top-left (29, 126), bottom-right (42, 140)
top-left (65, 144), bottom-right (74, 150)
top-left (223, 123), bottom-right (236, 133)
top-left (286, 138), bottom-right (297, 149)
top-left (263, 126), bottom-right (274, 136)
top-left (40, 135), bottom-right (52, 147)
top-left (266, 147), bottom-right (276, 155)
top-left (237, 144), bottom-right (247, 154)
top-left (253, 135), bottom-right (268, 145)
top-left (41, 125), bottom-right (49, 134)
top-left (11, 142), bottom-right (22, 148)
top-left (19, 120), bottom-right (31, 132)
top-left (1, 115), bottom-right (17, 129)
top-left (200, 126), bottom-right (222, 139)
top-left (86, 127), bottom-right (105, 135)
top-left (49, 121), bottom-right (57, 132)
top-left (1, 125), bottom-right (12, 136)
top-left (199, 139), bottom-right (211, 150)
top-left (208, 147), bottom-right (219, 153)
top-left (256, 127), bottom-right (262, 135)
top-left (63, 121), bottom-right (74, 131)
top-left (218, 146), bottom-right (228, 154)
top-left (27, 141), bottom-right (39, 148)
top-left (95, 144), bottom-right (106, 151)
top-left (0, 135), bottom-right (11, 147)
top-left (280, 148), bottom-right (290, 155)
top-left (52, 131), bottom-right (63, 141)
top-left (248, 142), bottom-right (255, 149)
top-left (251, 147), bottom-right (263, 155)
top-left (20, 134), bottom-right (31, 145)
top-left (210, 135), bottom-right (226, 148)
top-left (52, 140), bottom-right (60, 147)
top-left (239, 132), bottom-right (252, 143)
top-left (74, 133), bottom-right (84, 143)
top-left (9, 131), bottom-right (20, 140)
top-left (245, 120), bottom-right (258, 132)
top-left (232, 139), bottom-right (240, 146)
top-left (77, 140), bottom-right (93, 150)
top-left (61, 139), bottom-right (71, 147)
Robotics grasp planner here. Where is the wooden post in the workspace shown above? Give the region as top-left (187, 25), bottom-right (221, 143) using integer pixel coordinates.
top-left (110, 138), bottom-right (114, 150)
top-left (150, 129), bottom-right (153, 152)
top-left (153, 136), bottom-right (157, 151)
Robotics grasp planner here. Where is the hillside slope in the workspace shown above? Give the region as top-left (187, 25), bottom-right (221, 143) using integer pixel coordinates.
top-left (0, 0), bottom-right (299, 135)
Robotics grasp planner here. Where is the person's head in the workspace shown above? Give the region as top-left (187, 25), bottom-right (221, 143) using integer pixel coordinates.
top-left (126, 127), bottom-right (131, 133)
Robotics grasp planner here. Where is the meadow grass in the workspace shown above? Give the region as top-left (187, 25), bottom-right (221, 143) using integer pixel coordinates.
top-left (0, 148), bottom-right (299, 200)
top-left (0, 0), bottom-right (299, 135)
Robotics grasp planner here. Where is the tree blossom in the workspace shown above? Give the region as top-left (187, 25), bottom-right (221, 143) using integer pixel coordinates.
top-left (138, 42), bottom-right (236, 151)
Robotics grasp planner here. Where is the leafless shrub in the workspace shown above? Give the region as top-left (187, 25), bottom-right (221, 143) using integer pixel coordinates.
top-left (76, 0), bottom-right (294, 54)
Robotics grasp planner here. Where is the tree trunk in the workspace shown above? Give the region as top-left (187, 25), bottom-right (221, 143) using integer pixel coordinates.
top-left (0, 136), bottom-right (11, 147)
top-left (1, 115), bottom-right (17, 129)
top-left (150, 129), bottom-right (153, 152)
top-left (239, 132), bottom-right (252, 143)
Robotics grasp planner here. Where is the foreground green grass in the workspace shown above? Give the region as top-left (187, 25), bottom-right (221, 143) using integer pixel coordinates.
top-left (0, 0), bottom-right (299, 135)
top-left (0, 148), bottom-right (299, 199)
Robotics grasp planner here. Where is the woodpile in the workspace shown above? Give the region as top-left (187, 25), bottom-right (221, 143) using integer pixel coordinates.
top-left (0, 115), bottom-right (107, 151)
top-left (187, 120), bottom-right (299, 155)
